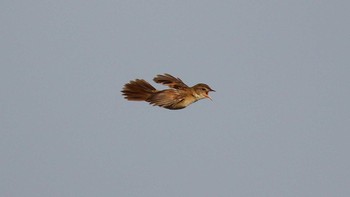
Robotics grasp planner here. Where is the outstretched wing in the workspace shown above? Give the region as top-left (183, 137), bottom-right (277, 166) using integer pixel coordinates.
top-left (147, 89), bottom-right (186, 110)
top-left (153, 73), bottom-right (189, 89)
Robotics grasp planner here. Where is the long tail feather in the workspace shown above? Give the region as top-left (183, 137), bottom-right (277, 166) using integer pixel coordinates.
top-left (121, 79), bottom-right (156, 101)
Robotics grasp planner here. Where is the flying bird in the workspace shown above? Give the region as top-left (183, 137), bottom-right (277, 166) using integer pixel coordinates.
top-left (121, 73), bottom-right (215, 110)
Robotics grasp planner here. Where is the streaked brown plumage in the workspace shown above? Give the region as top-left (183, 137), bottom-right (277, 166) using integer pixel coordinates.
top-left (122, 73), bottom-right (215, 110)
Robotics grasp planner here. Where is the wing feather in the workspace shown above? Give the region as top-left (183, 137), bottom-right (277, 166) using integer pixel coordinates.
top-left (147, 90), bottom-right (185, 109)
top-left (153, 73), bottom-right (189, 89)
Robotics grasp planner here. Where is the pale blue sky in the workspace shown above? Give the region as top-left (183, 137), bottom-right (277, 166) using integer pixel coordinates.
top-left (1, 1), bottom-right (350, 196)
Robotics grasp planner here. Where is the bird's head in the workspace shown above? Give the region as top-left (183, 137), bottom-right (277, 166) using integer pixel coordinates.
top-left (192, 83), bottom-right (215, 100)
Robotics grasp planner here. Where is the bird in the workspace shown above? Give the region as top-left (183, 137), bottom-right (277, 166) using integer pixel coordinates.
top-left (121, 73), bottom-right (215, 110)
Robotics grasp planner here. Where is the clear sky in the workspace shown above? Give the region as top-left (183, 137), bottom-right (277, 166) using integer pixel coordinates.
top-left (1, 1), bottom-right (349, 197)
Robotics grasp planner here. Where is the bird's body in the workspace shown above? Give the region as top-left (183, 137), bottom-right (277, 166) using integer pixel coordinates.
top-left (122, 73), bottom-right (215, 110)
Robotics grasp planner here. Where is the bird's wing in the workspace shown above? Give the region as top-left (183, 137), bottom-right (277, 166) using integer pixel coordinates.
top-left (153, 73), bottom-right (189, 89)
top-left (147, 90), bottom-right (186, 110)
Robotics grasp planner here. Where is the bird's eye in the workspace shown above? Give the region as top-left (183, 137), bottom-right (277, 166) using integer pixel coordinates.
top-left (201, 88), bottom-right (206, 91)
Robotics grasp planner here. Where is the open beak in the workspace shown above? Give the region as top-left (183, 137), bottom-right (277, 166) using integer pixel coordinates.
top-left (205, 89), bottom-right (215, 101)
top-left (205, 94), bottom-right (213, 101)
top-left (207, 89), bottom-right (215, 100)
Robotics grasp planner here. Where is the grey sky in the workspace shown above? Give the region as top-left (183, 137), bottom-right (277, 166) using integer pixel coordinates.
top-left (1, 1), bottom-right (350, 197)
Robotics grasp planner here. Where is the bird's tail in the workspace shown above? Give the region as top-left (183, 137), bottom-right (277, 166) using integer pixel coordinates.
top-left (122, 79), bottom-right (157, 101)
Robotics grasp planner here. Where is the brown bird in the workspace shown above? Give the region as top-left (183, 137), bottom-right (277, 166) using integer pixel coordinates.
top-left (121, 73), bottom-right (215, 110)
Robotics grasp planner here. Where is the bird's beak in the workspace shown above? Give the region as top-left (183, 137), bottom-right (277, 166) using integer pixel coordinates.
top-left (206, 89), bottom-right (214, 100)
top-left (206, 94), bottom-right (213, 101)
